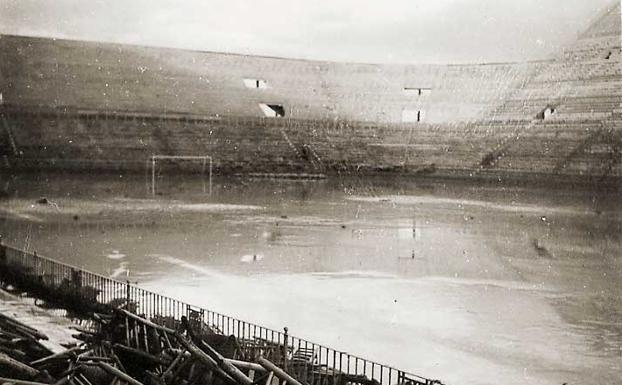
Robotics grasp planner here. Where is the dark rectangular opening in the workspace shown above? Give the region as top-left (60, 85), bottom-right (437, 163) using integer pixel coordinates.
top-left (259, 103), bottom-right (285, 117)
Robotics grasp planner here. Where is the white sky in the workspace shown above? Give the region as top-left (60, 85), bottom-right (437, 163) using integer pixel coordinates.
top-left (0, 0), bottom-right (616, 64)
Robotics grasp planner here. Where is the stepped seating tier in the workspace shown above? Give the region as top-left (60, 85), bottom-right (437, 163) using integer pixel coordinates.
top-left (0, 1), bottom-right (620, 180)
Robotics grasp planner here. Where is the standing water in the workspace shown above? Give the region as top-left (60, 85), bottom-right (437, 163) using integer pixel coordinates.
top-left (0, 173), bottom-right (620, 385)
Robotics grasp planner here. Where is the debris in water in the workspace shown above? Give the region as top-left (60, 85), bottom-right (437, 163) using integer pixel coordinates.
top-left (106, 250), bottom-right (126, 260)
top-left (240, 254), bottom-right (264, 263)
top-left (36, 197), bottom-right (49, 205)
top-left (532, 239), bottom-right (553, 258)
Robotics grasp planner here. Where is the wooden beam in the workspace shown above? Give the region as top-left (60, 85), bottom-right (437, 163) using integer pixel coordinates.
top-left (0, 352), bottom-right (40, 379)
top-left (257, 357), bottom-right (303, 385)
top-left (226, 358), bottom-right (266, 373)
top-left (118, 309), bottom-right (176, 335)
top-left (30, 346), bottom-right (85, 367)
top-left (96, 362), bottom-right (145, 385)
top-left (265, 371), bottom-right (274, 385)
top-left (195, 339), bottom-right (253, 385)
top-left (176, 336), bottom-right (237, 384)
top-left (113, 344), bottom-right (168, 365)
top-left (0, 377), bottom-right (50, 385)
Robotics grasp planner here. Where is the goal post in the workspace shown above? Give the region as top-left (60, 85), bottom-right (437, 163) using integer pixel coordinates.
top-left (148, 155), bottom-right (213, 196)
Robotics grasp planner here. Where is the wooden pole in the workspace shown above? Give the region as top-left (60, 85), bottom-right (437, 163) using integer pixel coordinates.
top-left (265, 371), bottom-right (274, 385)
top-left (176, 336), bottom-right (239, 384)
top-left (125, 317), bottom-right (131, 346)
top-left (30, 346), bottom-right (85, 367)
top-left (162, 331), bottom-right (173, 350)
top-left (282, 327), bottom-right (288, 372)
top-left (0, 378), bottom-right (50, 385)
top-left (96, 362), bottom-right (145, 385)
top-left (0, 352), bottom-right (41, 379)
top-left (226, 358), bottom-right (266, 373)
top-left (162, 350), bottom-right (185, 378)
top-left (113, 344), bottom-right (168, 365)
top-left (118, 309), bottom-right (176, 335)
top-left (257, 357), bottom-right (303, 385)
top-left (195, 339), bottom-right (253, 385)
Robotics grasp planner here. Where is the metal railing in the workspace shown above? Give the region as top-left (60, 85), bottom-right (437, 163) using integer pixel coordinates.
top-left (0, 243), bottom-right (440, 385)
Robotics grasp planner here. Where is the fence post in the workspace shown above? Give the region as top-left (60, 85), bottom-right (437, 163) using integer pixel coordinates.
top-left (126, 280), bottom-right (131, 311)
top-left (283, 327), bottom-right (289, 371)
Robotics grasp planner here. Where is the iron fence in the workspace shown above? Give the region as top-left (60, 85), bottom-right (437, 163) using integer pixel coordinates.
top-left (0, 243), bottom-right (439, 385)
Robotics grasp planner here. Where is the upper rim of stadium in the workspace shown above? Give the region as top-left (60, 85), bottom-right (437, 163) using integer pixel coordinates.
top-left (0, 0), bottom-right (619, 67)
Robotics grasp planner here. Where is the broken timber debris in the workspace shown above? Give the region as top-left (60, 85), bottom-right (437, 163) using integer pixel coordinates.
top-left (1, 305), bottom-right (428, 385)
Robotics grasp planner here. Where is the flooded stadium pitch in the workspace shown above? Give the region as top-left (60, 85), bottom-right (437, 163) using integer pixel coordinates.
top-left (0, 173), bottom-right (620, 385)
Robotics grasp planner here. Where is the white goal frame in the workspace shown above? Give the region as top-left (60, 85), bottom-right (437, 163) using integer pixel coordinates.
top-left (148, 155), bottom-right (212, 196)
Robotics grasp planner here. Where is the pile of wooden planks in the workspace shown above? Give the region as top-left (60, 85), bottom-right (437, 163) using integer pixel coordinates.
top-left (0, 312), bottom-right (57, 382)
top-left (0, 308), bottom-right (306, 385)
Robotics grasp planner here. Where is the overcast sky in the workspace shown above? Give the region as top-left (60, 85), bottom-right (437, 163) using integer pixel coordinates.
top-left (0, 0), bottom-right (615, 64)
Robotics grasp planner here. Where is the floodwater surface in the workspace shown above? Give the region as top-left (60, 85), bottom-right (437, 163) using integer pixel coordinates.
top-left (0, 173), bottom-right (620, 385)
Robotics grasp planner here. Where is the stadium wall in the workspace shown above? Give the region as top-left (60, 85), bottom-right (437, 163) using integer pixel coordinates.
top-left (0, 2), bottom-right (620, 181)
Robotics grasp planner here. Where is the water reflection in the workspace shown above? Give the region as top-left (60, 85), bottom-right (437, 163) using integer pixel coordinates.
top-left (0, 173), bottom-right (620, 385)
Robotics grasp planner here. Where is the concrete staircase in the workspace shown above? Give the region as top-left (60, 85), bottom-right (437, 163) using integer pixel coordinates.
top-left (0, 110), bottom-right (19, 168)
